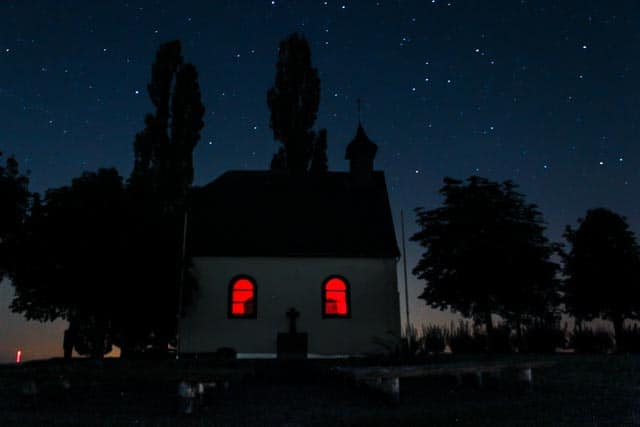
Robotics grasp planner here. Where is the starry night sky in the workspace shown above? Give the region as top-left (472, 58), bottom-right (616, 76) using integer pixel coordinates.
top-left (1, 0), bottom-right (640, 361)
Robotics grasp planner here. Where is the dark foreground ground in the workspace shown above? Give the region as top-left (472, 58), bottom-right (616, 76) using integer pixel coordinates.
top-left (0, 354), bottom-right (638, 426)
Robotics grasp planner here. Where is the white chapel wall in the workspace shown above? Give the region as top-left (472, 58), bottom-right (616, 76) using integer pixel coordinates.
top-left (179, 256), bottom-right (401, 356)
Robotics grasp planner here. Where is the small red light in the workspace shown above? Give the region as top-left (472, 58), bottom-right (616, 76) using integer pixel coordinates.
top-left (16, 349), bottom-right (22, 364)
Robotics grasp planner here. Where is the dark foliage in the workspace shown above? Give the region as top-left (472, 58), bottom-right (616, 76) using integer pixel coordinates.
top-left (617, 324), bottom-right (640, 353)
top-left (130, 40), bottom-right (204, 209)
top-left (0, 153), bottom-right (29, 275)
top-left (309, 128), bottom-right (328, 174)
top-left (69, 312), bottom-right (114, 357)
top-left (411, 176), bottom-right (560, 348)
top-left (169, 63), bottom-right (205, 202)
top-left (123, 40), bottom-right (204, 355)
top-left (397, 324), bottom-right (420, 361)
top-left (562, 208), bottom-right (640, 351)
top-left (122, 40), bottom-right (204, 355)
top-left (420, 324), bottom-right (447, 354)
top-left (267, 33), bottom-right (321, 175)
top-left (270, 146), bottom-right (287, 171)
top-left (570, 326), bottom-right (614, 354)
top-left (10, 169), bottom-right (128, 357)
top-left (447, 321), bottom-right (486, 354)
top-left (446, 320), bottom-right (516, 354)
top-left (490, 323), bottom-right (513, 353)
top-left (8, 41), bottom-right (203, 358)
top-left (519, 322), bottom-right (566, 353)
top-left (395, 324), bottom-right (448, 360)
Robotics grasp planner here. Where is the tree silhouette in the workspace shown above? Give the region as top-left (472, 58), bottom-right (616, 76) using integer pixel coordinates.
top-left (170, 63), bottom-right (205, 201)
top-left (0, 153), bottom-right (29, 276)
top-left (562, 208), bottom-right (640, 351)
top-left (267, 33), bottom-right (321, 175)
top-left (270, 146), bottom-right (287, 171)
top-left (130, 40), bottom-right (204, 208)
top-left (411, 176), bottom-right (559, 349)
top-left (125, 40), bottom-right (204, 354)
top-left (309, 128), bottom-right (328, 174)
top-left (67, 311), bottom-right (114, 358)
top-left (10, 169), bottom-right (129, 358)
top-left (7, 41), bottom-right (204, 358)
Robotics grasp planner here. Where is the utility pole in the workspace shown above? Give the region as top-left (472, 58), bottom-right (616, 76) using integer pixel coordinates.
top-left (401, 209), bottom-right (411, 347)
top-left (176, 210), bottom-right (188, 359)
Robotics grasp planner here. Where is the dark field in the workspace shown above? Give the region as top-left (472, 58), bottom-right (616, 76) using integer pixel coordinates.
top-left (1, 355), bottom-right (638, 426)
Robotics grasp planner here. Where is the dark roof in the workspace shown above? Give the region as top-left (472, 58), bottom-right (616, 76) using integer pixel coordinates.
top-left (189, 170), bottom-right (400, 258)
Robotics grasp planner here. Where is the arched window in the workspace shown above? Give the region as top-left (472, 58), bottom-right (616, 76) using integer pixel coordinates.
top-left (323, 276), bottom-right (350, 317)
top-left (229, 276), bottom-right (256, 318)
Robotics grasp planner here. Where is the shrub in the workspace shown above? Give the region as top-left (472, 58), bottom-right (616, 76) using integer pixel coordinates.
top-left (404, 324), bottom-right (420, 354)
top-left (448, 321), bottom-right (486, 353)
top-left (389, 324), bottom-right (420, 361)
top-left (420, 325), bottom-right (447, 354)
top-left (570, 326), bottom-right (614, 353)
top-left (490, 323), bottom-right (513, 353)
top-left (617, 324), bottom-right (640, 353)
top-left (447, 321), bottom-right (515, 353)
top-left (520, 323), bottom-right (566, 353)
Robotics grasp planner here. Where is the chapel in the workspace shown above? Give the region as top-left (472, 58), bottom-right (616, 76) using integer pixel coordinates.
top-left (178, 123), bottom-right (401, 357)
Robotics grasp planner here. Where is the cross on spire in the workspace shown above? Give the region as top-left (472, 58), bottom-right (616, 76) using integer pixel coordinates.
top-left (357, 97), bottom-right (362, 124)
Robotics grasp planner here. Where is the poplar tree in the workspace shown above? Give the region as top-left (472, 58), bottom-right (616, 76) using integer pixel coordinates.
top-left (310, 129), bottom-right (328, 174)
top-left (126, 40), bottom-right (204, 353)
top-left (130, 40), bottom-right (204, 208)
top-left (267, 33), bottom-right (321, 174)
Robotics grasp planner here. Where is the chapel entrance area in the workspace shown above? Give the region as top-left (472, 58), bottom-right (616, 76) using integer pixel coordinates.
top-left (277, 307), bottom-right (308, 359)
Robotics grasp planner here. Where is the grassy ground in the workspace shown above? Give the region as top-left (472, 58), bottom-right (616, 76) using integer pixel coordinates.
top-left (0, 354), bottom-right (638, 426)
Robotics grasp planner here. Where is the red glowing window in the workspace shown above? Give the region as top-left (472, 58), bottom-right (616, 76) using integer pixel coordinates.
top-left (229, 277), bottom-right (256, 318)
top-left (323, 277), bottom-right (350, 317)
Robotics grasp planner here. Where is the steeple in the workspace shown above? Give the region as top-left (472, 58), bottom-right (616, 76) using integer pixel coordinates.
top-left (345, 122), bottom-right (378, 185)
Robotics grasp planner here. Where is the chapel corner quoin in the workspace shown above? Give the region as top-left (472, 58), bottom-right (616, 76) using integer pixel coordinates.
top-left (178, 124), bottom-right (402, 358)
